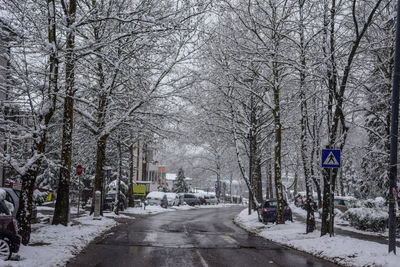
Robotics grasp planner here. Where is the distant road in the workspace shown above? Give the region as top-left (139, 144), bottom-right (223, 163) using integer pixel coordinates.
top-left (67, 206), bottom-right (339, 267)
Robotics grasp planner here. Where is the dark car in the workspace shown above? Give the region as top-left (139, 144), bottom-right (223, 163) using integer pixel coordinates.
top-left (183, 194), bottom-right (198, 206)
top-left (0, 215), bottom-right (20, 260)
top-left (0, 192), bottom-right (21, 261)
top-left (103, 192), bottom-right (127, 211)
top-left (302, 197), bottom-right (318, 211)
top-left (258, 199), bottom-right (293, 223)
top-left (0, 188), bottom-right (38, 223)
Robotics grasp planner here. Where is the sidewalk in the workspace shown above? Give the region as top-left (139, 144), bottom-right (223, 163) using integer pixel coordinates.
top-left (234, 207), bottom-right (400, 267)
top-left (291, 207), bottom-right (400, 248)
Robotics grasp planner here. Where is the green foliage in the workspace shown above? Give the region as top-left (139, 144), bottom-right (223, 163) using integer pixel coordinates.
top-left (173, 168), bottom-right (188, 193)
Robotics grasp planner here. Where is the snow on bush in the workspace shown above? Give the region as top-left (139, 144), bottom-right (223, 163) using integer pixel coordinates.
top-left (341, 197), bottom-right (388, 232)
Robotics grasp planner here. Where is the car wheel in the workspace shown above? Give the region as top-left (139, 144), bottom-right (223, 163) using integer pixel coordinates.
top-left (0, 238), bottom-right (11, 261)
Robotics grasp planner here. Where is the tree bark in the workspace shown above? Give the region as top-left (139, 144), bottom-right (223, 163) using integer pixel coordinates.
top-left (53, 0), bottom-right (77, 226)
top-left (91, 135), bottom-right (108, 215)
top-left (17, 0), bottom-right (60, 242)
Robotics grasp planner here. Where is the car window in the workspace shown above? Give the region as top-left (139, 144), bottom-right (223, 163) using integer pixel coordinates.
top-left (5, 192), bottom-right (14, 205)
top-left (13, 189), bottom-right (21, 198)
top-left (334, 199), bottom-right (345, 205)
top-left (184, 194), bottom-right (195, 198)
top-left (264, 201), bottom-right (277, 207)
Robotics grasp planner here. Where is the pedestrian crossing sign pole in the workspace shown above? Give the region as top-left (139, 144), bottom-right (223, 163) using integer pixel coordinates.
top-left (321, 149), bottom-right (341, 237)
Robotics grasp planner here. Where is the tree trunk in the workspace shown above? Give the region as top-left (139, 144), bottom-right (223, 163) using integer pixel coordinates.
top-left (299, 0), bottom-right (315, 233)
top-left (273, 80), bottom-right (284, 224)
top-left (17, 169), bottom-right (36, 245)
top-left (91, 135), bottom-right (108, 215)
top-left (53, 96), bottom-right (74, 225)
top-left (53, 0), bottom-right (77, 226)
top-left (115, 140), bottom-right (122, 215)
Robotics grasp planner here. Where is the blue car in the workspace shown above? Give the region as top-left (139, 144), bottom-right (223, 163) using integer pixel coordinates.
top-left (257, 199), bottom-right (293, 223)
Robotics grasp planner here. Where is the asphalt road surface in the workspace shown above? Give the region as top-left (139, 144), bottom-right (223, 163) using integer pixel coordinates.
top-left (67, 206), bottom-right (339, 267)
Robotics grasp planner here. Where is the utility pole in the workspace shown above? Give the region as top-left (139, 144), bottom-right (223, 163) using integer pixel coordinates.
top-left (388, 0), bottom-right (400, 254)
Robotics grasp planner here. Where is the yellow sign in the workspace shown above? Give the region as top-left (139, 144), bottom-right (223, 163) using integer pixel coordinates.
top-left (46, 192), bottom-right (52, 202)
top-left (133, 185), bottom-right (146, 196)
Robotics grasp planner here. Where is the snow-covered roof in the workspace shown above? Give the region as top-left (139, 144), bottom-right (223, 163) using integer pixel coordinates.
top-left (166, 173), bottom-right (176, 181)
top-left (146, 191), bottom-right (165, 198)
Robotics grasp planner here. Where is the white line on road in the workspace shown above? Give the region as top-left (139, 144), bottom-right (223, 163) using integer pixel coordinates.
top-left (143, 232), bottom-right (157, 243)
top-left (221, 235), bottom-right (239, 246)
top-left (196, 250), bottom-right (209, 267)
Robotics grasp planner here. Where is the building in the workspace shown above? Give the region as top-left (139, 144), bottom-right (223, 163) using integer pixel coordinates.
top-left (0, 19), bottom-right (17, 186)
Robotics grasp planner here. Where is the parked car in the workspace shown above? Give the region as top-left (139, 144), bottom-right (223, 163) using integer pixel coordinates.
top-left (183, 193), bottom-right (198, 206)
top-left (0, 189), bottom-right (21, 260)
top-left (333, 196), bottom-right (355, 212)
top-left (204, 194), bottom-right (217, 205)
top-left (302, 197), bottom-right (318, 211)
top-left (294, 192), bottom-right (305, 207)
top-left (0, 188), bottom-right (37, 223)
top-left (146, 191), bottom-right (166, 206)
top-left (257, 199), bottom-right (293, 223)
top-left (195, 194), bottom-right (206, 205)
top-left (176, 193), bottom-right (185, 205)
top-left (103, 191), bottom-right (127, 211)
top-left (165, 193), bottom-right (180, 206)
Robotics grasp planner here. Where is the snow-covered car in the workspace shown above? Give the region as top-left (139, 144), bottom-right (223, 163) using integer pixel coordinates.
top-left (165, 193), bottom-right (180, 206)
top-left (333, 196), bottom-right (356, 212)
top-left (0, 188), bottom-right (37, 223)
top-left (146, 191), bottom-right (166, 206)
top-left (204, 194), bottom-right (217, 205)
top-left (183, 193), bottom-right (198, 206)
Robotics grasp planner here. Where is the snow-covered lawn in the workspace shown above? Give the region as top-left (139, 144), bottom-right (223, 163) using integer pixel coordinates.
top-left (234, 208), bottom-right (400, 267)
top-left (0, 203), bottom-right (241, 267)
top-left (0, 215), bottom-right (117, 267)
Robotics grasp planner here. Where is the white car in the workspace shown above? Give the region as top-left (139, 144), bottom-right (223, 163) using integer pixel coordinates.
top-left (165, 193), bottom-right (180, 206)
top-left (204, 194), bottom-right (217, 205)
top-left (146, 191), bottom-right (166, 206)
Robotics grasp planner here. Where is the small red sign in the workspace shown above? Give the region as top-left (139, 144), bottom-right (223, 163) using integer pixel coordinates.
top-left (76, 165), bottom-right (83, 175)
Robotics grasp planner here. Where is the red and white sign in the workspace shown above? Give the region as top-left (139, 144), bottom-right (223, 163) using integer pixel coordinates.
top-left (76, 165), bottom-right (83, 175)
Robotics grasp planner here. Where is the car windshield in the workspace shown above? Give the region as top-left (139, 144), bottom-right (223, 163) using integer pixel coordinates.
top-left (264, 201), bottom-right (277, 207)
top-left (13, 189), bottom-right (21, 198)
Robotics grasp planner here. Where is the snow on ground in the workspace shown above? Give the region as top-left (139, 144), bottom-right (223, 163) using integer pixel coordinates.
top-left (0, 215), bottom-right (117, 267)
top-left (0, 203), bottom-right (241, 267)
top-left (121, 203), bottom-right (241, 215)
top-left (291, 205), bottom-right (389, 238)
top-left (234, 208), bottom-right (400, 267)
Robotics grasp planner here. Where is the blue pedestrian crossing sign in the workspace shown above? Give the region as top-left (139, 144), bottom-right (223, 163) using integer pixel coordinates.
top-left (321, 149), bottom-right (341, 168)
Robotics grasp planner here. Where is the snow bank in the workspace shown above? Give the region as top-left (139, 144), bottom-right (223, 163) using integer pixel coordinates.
top-left (234, 208), bottom-right (400, 267)
top-left (4, 215), bottom-right (117, 267)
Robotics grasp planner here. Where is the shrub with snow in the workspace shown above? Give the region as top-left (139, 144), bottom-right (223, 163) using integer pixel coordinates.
top-left (341, 198), bottom-right (388, 232)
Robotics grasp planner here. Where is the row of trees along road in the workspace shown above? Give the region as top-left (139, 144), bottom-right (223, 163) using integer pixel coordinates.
top-left (0, 0), bottom-right (397, 244)
top-left (0, 0), bottom-right (209, 244)
top-left (189, 0), bottom-right (391, 237)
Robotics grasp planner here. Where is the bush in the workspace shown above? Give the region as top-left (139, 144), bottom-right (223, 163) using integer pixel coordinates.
top-left (342, 207), bottom-right (387, 232)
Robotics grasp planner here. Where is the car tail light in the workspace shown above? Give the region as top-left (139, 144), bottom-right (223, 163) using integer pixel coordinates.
top-left (13, 220), bottom-right (18, 231)
top-left (263, 208), bottom-right (269, 212)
